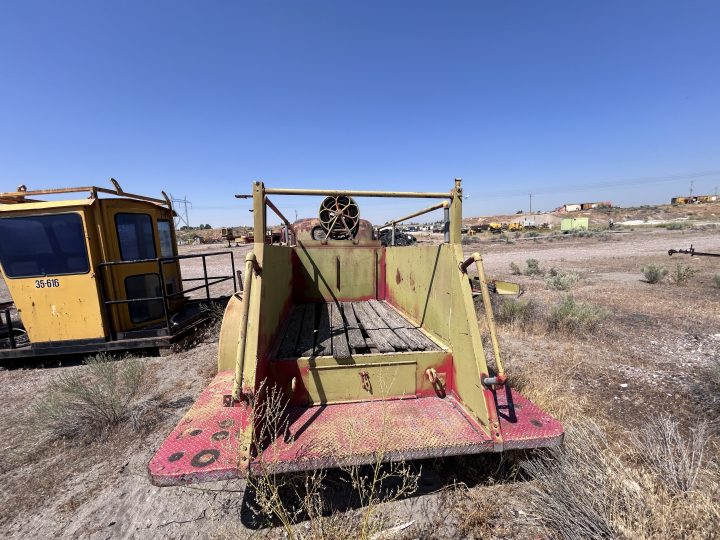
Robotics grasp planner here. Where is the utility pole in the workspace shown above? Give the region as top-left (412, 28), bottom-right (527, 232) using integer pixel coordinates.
top-left (689, 180), bottom-right (694, 198)
top-left (170, 194), bottom-right (192, 229)
top-left (529, 193), bottom-right (533, 213)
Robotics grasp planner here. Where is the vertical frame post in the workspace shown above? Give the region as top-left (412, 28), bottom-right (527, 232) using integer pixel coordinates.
top-left (253, 181), bottom-right (266, 245)
top-left (443, 206), bottom-right (450, 243)
top-left (391, 222), bottom-right (396, 246)
top-left (449, 178), bottom-right (462, 244)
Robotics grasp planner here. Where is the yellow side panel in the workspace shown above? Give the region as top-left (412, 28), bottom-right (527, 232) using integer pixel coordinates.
top-left (385, 244), bottom-right (491, 429)
top-left (303, 362), bottom-right (416, 404)
top-left (12, 274), bottom-right (106, 342)
top-left (293, 244), bottom-right (378, 302)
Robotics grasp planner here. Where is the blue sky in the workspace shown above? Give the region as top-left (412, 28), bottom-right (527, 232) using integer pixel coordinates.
top-left (1, 1), bottom-right (719, 226)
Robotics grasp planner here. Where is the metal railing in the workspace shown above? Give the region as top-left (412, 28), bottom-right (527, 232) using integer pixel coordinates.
top-left (97, 251), bottom-right (237, 338)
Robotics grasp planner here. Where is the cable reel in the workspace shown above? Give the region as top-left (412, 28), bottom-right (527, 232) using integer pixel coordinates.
top-left (317, 196), bottom-right (360, 240)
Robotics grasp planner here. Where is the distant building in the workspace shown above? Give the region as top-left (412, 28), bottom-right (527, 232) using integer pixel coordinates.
top-left (555, 201), bottom-right (611, 212)
top-left (671, 195), bottom-right (718, 204)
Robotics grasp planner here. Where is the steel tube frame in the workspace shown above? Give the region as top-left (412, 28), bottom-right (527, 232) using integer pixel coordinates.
top-left (459, 252), bottom-right (505, 378)
top-left (377, 201), bottom-right (449, 231)
top-left (265, 196), bottom-right (297, 244)
top-left (262, 188), bottom-right (451, 198)
top-left (232, 252), bottom-right (259, 400)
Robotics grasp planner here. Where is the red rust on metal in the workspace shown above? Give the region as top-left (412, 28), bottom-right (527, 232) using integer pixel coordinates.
top-left (494, 387), bottom-right (564, 449)
top-left (249, 396), bottom-right (494, 474)
top-left (148, 371), bottom-right (252, 486)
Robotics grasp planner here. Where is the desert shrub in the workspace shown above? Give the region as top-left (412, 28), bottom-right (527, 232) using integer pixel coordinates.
top-left (496, 298), bottom-right (535, 328)
top-left (545, 269), bottom-right (580, 291)
top-left (524, 258), bottom-right (543, 276)
top-left (500, 233), bottom-right (514, 244)
top-left (663, 221), bottom-right (687, 230)
top-left (522, 418), bottom-right (718, 539)
top-left (667, 262), bottom-right (697, 286)
top-left (30, 354), bottom-right (148, 441)
top-left (715, 273), bottom-right (720, 288)
top-left (641, 263), bottom-right (668, 284)
top-left (633, 416), bottom-right (708, 495)
top-left (509, 262), bottom-right (522, 275)
top-left (521, 420), bottom-right (647, 539)
top-left (549, 296), bottom-right (607, 333)
top-left (525, 230), bottom-right (540, 238)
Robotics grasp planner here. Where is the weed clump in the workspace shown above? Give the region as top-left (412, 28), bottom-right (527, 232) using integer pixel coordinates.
top-left (496, 298), bottom-right (536, 328)
top-left (509, 262), bottom-right (522, 275)
top-left (30, 354), bottom-right (149, 442)
top-left (549, 296), bottom-right (607, 333)
top-left (545, 268), bottom-right (580, 291)
top-left (524, 258), bottom-right (543, 276)
top-left (667, 262), bottom-right (697, 286)
top-left (521, 418), bottom-right (718, 539)
top-left (641, 263), bottom-right (668, 284)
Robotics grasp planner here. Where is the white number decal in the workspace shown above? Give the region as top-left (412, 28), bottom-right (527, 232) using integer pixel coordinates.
top-left (35, 279), bottom-right (60, 289)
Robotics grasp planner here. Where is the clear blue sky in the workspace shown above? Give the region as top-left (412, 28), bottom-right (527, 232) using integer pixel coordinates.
top-left (1, 1), bottom-right (719, 226)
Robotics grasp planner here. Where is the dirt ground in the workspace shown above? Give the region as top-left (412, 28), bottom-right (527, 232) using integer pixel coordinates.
top-left (1, 226), bottom-right (719, 539)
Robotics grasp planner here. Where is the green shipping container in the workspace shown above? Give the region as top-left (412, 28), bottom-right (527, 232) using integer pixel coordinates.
top-left (561, 217), bottom-right (589, 232)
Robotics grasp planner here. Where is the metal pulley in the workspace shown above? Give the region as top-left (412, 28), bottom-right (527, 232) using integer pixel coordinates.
top-left (318, 195), bottom-right (360, 240)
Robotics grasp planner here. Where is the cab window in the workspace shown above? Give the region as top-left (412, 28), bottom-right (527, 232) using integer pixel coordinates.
top-left (115, 213), bottom-right (156, 261)
top-left (157, 220), bottom-right (175, 258)
top-left (0, 213), bottom-right (90, 278)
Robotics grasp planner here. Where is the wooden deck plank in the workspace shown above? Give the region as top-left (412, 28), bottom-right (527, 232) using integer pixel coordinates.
top-left (315, 303), bottom-right (332, 356)
top-left (368, 300), bottom-right (409, 330)
top-left (295, 304), bottom-right (316, 357)
top-left (343, 302), bottom-right (367, 351)
top-left (352, 302), bottom-right (394, 353)
top-left (330, 303), bottom-right (351, 359)
top-left (404, 328), bottom-right (440, 350)
top-left (276, 305), bottom-right (305, 358)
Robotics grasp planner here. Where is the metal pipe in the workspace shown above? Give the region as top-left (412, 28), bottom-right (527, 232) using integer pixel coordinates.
top-left (157, 259), bottom-right (171, 334)
top-left (265, 196), bottom-right (298, 238)
top-left (377, 200), bottom-right (449, 230)
top-left (459, 252), bottom-right (505, 378)
top-left (230, 252), bottom-right (237, 292)
top-left (201, 256), bottom-right (210, 299)
top-left (443, 207), bottom-right (450, 243)
top-left (232, 252), bottom-right (259, 401)
top-left (246, 188), bottom-right (452, 198)
top-left (391, 222), bottom-right (396, 246)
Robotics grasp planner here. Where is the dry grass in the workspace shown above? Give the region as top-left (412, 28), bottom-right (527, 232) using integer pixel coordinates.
top-left (28, 353), bottom-right (152, 442)
top-left (521, 417), bottom-right (719, 539)
top-left (641, 262), bottom-right (668, 284)
top-left (667, 262), bottom-right (698, 286)
top-left (544, 268), bottom-right (580, 291)
top-left (244, 382), bottom-right (421, 540)
top-left (548, 296), bottom-right (608, 333)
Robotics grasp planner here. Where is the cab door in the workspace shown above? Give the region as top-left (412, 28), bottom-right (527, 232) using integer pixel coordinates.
top-left (99, 201), bottom-right (183, 335)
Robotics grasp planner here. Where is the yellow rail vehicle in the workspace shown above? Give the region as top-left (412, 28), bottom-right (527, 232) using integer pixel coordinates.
top-left (0, 181), bottom-right (235, 359)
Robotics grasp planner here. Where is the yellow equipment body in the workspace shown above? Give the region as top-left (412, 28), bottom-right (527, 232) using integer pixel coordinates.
top-left (0, 182), bottom-right (236, 359)
top-left (149, 179), bottom-right (563, 485)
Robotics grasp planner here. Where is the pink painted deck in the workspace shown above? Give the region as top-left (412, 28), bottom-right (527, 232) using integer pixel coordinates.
top-left (251, 396), bottom-right (494, 474)
top-left (148, 370), bottom-right (251, 486)
top-left (495, 387), bottom-right (564, 449)
top-left (149, 371), bottom-right (564, 485)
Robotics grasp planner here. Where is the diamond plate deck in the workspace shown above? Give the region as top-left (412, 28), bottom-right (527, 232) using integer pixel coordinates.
top-left (495, 386), bottom-right (565, 449)
top-left (148, 370), bottom-right (251, 486)
top-left (250, 396), bottom-right (494, 474)
top-left (149, 373), bottom-right (564, 485)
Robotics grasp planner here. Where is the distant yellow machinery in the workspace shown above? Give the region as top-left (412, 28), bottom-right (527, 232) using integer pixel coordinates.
top-left (0, 180), bottom-right (236, 359)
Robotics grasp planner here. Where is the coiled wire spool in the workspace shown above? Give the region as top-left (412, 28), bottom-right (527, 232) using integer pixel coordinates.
top-left (318, 196), bottom-right (360, 240)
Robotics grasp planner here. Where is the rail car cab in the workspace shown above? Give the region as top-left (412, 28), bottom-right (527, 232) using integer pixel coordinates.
top-left (0, 180), bottom-right (236, 359)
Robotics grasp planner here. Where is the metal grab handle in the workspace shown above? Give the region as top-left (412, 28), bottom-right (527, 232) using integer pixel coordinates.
top-left (232, 252), bottom-right (261, 401)
top-left (459, 252), bottom-right (506, 380)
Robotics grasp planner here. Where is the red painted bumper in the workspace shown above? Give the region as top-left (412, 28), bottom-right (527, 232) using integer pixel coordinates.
top-left (148, 370), bottom-right (563, 486)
